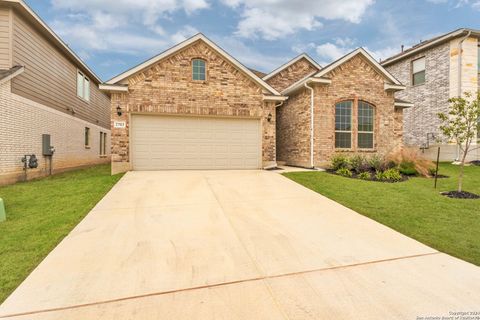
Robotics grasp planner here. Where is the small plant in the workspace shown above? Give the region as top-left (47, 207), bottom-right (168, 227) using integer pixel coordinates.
top-left (350, 154), bottom-right (367, 173)
top-left (331, 154), bottom-right (351, 171)
top-left (375, 170), bottom-right (386, 181)
top-left (399, 161), bottom-right (418, 176)
top-left (336, 167), bottom-right (353, 177)
top-left (386, 147), bottom-right (434, 177)
top-left (368, 155), bottom-right (383, 171)
top-left (438, 91), bottom-right (480, 192)
top-left (375, 168), bottom-right (402, 182)
top-left (358, 171), bottom-right (371, 180)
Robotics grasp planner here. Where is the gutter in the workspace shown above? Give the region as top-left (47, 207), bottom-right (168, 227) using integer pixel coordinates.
top-left (304, 81), bottom-right (315, 168)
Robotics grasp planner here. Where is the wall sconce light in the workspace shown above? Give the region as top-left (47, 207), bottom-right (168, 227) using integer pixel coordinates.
top-left (116, 105), bottom-right (122, 116)
top-left (267, 113), bottom-right (272, 122)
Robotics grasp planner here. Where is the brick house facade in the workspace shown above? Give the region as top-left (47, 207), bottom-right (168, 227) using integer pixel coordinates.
top-left (382, 28), bottom-right (479, 161)
top-left (102, 34), bottom-right (283, 174)
top-left (272, 49), bottom-right (407, 167)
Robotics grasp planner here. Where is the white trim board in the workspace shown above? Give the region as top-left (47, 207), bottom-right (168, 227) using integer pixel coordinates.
top-left (0, 66), bottom-right (24, 85)
top-left (314, 48), bottom-right (402, 85)
top-left (105, 33), bottom-right (281, 96)
top-left (262, 53), bottom-right (322, 81)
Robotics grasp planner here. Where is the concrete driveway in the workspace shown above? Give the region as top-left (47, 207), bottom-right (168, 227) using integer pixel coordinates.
top-left (1, 170), bottom-right (480, 319)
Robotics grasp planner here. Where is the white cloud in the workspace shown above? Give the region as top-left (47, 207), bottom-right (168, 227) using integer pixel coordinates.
top-left (213, 36), bottom-right (289, 72)
top-left (314, 39), bottom-right (400, 65)
top-left (221, 0), bottom-right (374, 40)
top-left (170, 25), bottom-right (199, 43)
top-left (49, 0), bottom-right (209, 58)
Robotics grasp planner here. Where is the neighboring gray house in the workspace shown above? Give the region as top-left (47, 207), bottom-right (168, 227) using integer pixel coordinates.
top-left (382, 28), bottom-right (479, 161)
top-left (0, 0), bottom-right (111, 185)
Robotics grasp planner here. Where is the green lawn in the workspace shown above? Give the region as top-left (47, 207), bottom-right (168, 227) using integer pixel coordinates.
top-left (284, 163), bottom-right (480, 266)
top-left (0, 165), bottom-right (123, 303)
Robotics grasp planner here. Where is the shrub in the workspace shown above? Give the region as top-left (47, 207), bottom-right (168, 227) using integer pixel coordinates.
top-left (336, 167), bottom-right (353, 177)
top-left (368, 155), bottom-right (383, 171)
top-left (350, 155), bottom-right (367, 173)
top-left (399, 161), bottom-right (418, 176)
top-left (375, 168), bottom-right (402, 182)
top-left (331, 154), bottom-right (351, 171)
top-left (358, 171), bottom-right (371, 180)
top-left (375, 170), bottom-right (386, 181)
top-left (386, 147), bottom-right (434, 177)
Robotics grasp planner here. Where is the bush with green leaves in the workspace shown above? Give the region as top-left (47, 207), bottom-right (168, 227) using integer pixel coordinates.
top-left (331, 154), bottom-right (351, 171)
top-left (336, 167), bottom-right (353, 177)
top-left (376, 168), bottom-right (402, 182)
top-left (399, 161), bottom-right (418, 176)
top-left (350, 155), bottom-right (368, 173)
top-left (358, 171), bottom-right (371, 180)
top-left (368, 155), bottom-right (383, 171)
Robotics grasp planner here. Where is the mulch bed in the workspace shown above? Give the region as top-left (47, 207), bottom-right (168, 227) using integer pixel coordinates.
top-left (326, 169), bottom-right (409, 183)
top-left (440, 191), bottom-right (480, 199)
top-left (470, 160), bottom-right (480, 166)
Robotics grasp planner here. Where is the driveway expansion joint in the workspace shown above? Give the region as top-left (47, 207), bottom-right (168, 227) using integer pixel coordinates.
top-left (0, 251), bottom-right (441, 319)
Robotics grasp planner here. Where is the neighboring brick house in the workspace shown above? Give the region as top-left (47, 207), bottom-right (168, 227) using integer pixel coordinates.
top-left (382, 28), bottom-right (480, 161)
top-left (0, 0), bottom-right (111, 185)
top-left (100, 34), bottom-right (285, 174)
top-left (271, 48), bottom-right (409, 168)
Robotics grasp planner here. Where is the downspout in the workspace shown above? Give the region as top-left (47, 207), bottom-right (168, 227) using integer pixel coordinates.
top-left (304, 82), bottom-right (315, 168)
top-left (455, 30), bottom-right (471, 161)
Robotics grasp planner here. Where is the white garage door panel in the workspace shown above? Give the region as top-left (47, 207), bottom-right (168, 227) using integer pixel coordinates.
top-left (131, 115), bottom-right (262, 170)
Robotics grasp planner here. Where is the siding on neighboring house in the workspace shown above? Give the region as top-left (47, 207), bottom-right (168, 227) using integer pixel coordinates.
top-left (0, 7), bottom-right (11, 69)
top-left (10, 9), bottom-right (110, 129)
top-left (384, 42), bottom-right (450, 147)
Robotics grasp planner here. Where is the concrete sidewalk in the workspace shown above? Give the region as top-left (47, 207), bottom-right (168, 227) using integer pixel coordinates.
top-left (1, 170), bottom-right (479, 319)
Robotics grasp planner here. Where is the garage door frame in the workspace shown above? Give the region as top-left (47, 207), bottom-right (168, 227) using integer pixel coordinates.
top-left (129, 112), bottom-right (263, 170)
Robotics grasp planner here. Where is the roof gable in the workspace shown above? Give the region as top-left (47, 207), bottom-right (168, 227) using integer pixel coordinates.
top-left (263, 53), bottom-right (321, 81)
top-left (106, 33), bottom-right (280, 96)
top-left (314, 48), bottom-right (401, 85)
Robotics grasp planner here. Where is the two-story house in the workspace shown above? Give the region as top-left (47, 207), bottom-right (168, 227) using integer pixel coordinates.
top-left (0, 0), bottom-right (111, 185)
top-left (382, 28), bottom-right (480, 161)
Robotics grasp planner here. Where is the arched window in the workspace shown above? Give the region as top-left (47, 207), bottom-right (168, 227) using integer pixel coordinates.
top-left (358, 101), bottom-right (374, 149)
top-left (335, 101), bottom-right (353, 149)
top-left (192, 59), bottom-right (206, 81)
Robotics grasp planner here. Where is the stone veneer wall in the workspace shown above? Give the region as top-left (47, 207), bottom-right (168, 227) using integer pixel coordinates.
top-left (0, 80), bottom-right (110, 185)
top-left (314, 55), bottom-right (401, 165)
top-left (266, 58), bottom-right (319, 92)
top-left (384, 42), bottom-right (450, 147)
top-left (110, 40), bottom-right (277, 174)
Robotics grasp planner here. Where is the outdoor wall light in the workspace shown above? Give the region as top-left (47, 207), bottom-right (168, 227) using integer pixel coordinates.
top-left (116, 105), bottom-right (122, 116)
top-left (267, 113), bottom-right (272, 122)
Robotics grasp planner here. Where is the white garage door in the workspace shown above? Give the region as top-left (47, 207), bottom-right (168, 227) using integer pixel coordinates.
top-left (131, 115), bottom-right (262, 170)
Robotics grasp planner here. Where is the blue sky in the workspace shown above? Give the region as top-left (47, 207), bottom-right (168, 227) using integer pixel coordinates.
top-left (25, 0), bottom-right (480, 81)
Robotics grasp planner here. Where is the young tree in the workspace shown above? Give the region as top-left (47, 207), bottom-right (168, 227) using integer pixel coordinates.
top-left (438, 91), bottom-right (480, 192)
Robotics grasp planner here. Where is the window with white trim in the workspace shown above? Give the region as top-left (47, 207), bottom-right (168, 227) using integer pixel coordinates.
top-left (77, 70), bottom-right (90, 101)
top-left (358, 101), bottom-right (375, 149)
top-left (192, 59), bottom-right (206, 81)
top-left (412, 57), bottom-right (425, 86)
top-left (335, 101), bottom-right (352, 149)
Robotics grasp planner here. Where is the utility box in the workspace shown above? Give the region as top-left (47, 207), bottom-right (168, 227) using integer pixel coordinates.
top-left (42, 134), bottom-right (53, 156)
top-left (0, 198), bottom-right (5, 222)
